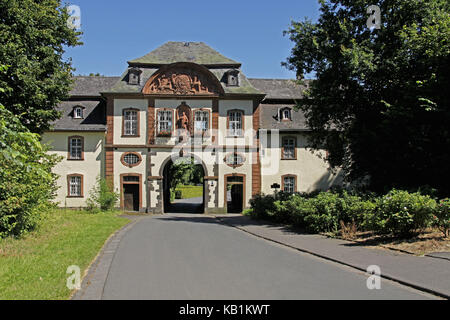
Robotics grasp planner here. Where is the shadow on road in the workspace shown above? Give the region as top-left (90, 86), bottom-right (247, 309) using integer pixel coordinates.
top-left (166, 197), bottom-right (204, 214)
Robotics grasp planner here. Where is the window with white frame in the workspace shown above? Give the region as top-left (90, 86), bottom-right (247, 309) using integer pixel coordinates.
top-left (194, 110), bottom-right (209, 133)
top-left (282, 137), bottom-right (296, 160)
top-left (123, 109), bottom-right (138, 136)
top-left (157, 110), bottom-right (173, 135)
top-left (122, 153), bottom-right (141, 167)
top-left (69, 137), bottom-right (83, 160)
top-left (228, 110), bottom-right (243, 136)
top-left (69, 175), bottom-right (82, 197)
top-left (283, 176), bottom-right (296, 193)
top-left (74, 106), bottom-right (84, 119)
top-left (281, 108), bottom-right (292, 121)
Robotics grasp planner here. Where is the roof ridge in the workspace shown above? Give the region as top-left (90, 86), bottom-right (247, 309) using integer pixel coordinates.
top-left (128, 41), bottom-right (240, 66)
top-left (74, 75), bottom-right (121, 78)
top-left (248, 78), bottom-right (299, 81)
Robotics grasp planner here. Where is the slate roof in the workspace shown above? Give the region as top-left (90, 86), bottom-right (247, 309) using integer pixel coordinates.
top-left (248, 78), bottom-right (310, 100)
top-left (70, 76), bottom-right (120, 96)
top-left (259, 103), bottom-right (309, 131)
top-left (68, 75), bottom-right (309, 100)
top-left (107, 68), bottom-right (263, 95)
top-left (128, 42), bottom-right (241, 67)
top-left (50, 100), bottom-right (106, 132)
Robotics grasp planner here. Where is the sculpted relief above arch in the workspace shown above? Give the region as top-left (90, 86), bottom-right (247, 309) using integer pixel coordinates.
top-left (142, 63), bottom-right (224, 96)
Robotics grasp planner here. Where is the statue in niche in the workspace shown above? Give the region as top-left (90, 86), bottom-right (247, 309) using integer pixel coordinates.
top-left (179, 112), bottom-right (189, 131)
top-left (176, 107), bottom-right (191, 143)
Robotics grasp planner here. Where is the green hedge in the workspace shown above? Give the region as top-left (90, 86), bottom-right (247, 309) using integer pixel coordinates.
top-left (247, 188), bottom-right (444, 237)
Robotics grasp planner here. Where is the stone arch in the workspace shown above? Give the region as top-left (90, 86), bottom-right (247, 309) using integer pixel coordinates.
top-left (159, 152), bottom-right (209, 177)
top-left (160, 152), bottom-right (209, 214)
top-left (142, 62), bottom-right (225, 96)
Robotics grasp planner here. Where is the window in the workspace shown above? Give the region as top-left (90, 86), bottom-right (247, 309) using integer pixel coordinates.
top-left (157, 109), bottom-right (173, 136)
top-left (121, 152), bottom-right (142, 168)
top-left (282, 137), bottom-right (296, 160)
top-left (282, 175), bottom-right (296, 193)
top-left (128, 67), bottom-right (142, 85)
top-left (123, 176), bottom-right (139, 183)
top-left (226, 70), bottom-right (240, 87)
top-left (228, 110), bottom-right (243, 136)
top-left (225, 152), bottom-right (245, 168)
top-left (123, 109), bottom-right (139, 136)
top-left (194, 110), bottom-right (209, 134)
top-left (280, 108), bottom-right (292, 121)
top-left (68, 175), bottom-right (83, 197)
top-left (68, 136), bottom-right (83, 160)
top-left (73, 106), bottom-right (84, 119)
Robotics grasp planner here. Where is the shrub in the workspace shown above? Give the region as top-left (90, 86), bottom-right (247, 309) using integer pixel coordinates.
top-left (371, 189), bottom-right (437, 236)
top-left (434, 199), bottom-right (450, 238)
top-left (271, 192), bottom-right (296, 223)
top-left (249, 194), bottom-right (277, 220)
top-left (339, 191), bottom-right (377, 230)
top-left (86, 177), bottom-right (119, 212)
top-left (0, 105), bottom-right (60, 238)
top-left (283, 195), bottom-right (316, 227)
top-left (354, 200), bottom-right (378, 231)
top-left (250, 190), bottom-right (377, 234)
top-left (303, 192), bottom-right (342, 233)
top-left (249, 188), bottom-right (439, 238)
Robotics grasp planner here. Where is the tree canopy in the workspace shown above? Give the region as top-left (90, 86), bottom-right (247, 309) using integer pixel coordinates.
top-left (0, 0), bottom-right (81, 133)
top-left (168, 158), bottom-right (204, 191)
top-left (0, 65), bottom-right (61, 237)
top-left (284, 0), bottom-right (450, 195)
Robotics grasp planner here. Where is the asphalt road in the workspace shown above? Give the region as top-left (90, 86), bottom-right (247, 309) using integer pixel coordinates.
top-left (102, 214), bottom-right (436, 300)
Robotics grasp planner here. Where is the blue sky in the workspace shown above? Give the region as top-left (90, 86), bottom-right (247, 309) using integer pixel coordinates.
top-left (64, 0), bottom-right (320, 79)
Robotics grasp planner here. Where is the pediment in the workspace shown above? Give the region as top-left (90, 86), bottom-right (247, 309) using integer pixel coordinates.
top-left (142, 63), bottom-right (224, 96)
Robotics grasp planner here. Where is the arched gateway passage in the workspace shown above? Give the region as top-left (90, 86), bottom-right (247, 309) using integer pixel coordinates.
top-left (161, 155), bottom-right (206, 214)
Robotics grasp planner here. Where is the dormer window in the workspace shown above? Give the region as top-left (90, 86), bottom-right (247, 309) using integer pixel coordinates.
top-left (73, 106), bottom-right (84, 119)
top-left (280, 107), bottom-right (292, 121)
top-left (225, 69), bottom-right (240, 87)
top-left (128, 67), bottom-right (142, 85)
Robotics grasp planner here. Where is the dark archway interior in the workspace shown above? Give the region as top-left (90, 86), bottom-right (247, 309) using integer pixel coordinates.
top-left (163, 158), bottom-right (205, 214)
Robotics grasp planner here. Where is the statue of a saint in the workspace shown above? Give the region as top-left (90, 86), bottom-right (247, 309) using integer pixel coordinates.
top-left (180, 112), bottom-right (189, 131)
top-left (178, 111), bottom-right (190, 143)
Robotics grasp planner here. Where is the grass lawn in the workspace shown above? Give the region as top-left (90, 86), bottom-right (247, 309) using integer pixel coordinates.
top-left (176, 185), bottom-right (203, 199)
top-left (0, 209), bottom-right (129, 300)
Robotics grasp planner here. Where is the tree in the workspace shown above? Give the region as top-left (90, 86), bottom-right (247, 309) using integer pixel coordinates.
top-left (168, 158), bottom-right (197, 190)
top-left (0, 65), bottom-right (61, 237)
top-left (0, 0), bottom-right (82, 133)
top-left (284, 0), bottom-right (450, 195)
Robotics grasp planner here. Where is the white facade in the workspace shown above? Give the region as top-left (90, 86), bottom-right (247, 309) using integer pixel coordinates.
top-left (45, 42), bottom-right (343, 213)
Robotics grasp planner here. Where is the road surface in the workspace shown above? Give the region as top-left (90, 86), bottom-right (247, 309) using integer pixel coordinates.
top-left (101, 214), bottom-right (436, 300)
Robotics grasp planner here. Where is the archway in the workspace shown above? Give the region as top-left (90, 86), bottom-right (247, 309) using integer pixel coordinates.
top-left (161, 155), bottom-right (206, 214)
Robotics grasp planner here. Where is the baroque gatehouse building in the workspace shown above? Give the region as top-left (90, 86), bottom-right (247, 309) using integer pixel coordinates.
top-left (43, 42), bottom-right (343, 213)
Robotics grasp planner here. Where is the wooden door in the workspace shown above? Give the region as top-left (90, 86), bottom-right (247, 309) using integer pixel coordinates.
top-left (124, 192), bottom-right (134, 211)
top-left (123, 184), bottom-right (139, 212)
